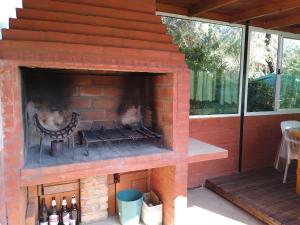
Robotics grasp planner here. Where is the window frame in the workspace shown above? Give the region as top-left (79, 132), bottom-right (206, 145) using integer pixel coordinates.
top-left (157, 12), bottom-right (300, 118)
top-left (157, 12), bottom-right (246, 119)
top-left (244, 27), bottom-right (300, 116)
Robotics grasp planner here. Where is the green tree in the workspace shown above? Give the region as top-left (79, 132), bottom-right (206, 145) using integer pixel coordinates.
top-left (162, 17), bottom-right (242, 114)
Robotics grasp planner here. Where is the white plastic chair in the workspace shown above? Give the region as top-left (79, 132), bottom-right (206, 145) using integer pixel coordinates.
top-left (275, 120), bottom-right (300, 183)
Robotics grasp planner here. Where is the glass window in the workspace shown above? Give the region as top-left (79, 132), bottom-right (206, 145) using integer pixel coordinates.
top-left (280, 38), bottom-right (300, 109)
top-left (247, 31), bottom-right (278, 112)
top-left (162, 17), bottom-right (243, 115)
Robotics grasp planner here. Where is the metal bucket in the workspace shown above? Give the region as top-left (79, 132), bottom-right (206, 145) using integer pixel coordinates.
top-left (117, 189), bottom-right (143, 225)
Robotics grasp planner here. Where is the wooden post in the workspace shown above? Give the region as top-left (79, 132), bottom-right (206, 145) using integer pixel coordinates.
top-left (289, 130), bottom-right (300, 194)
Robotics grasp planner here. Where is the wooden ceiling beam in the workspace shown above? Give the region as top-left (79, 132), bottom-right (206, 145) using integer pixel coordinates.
top-left (263, 12), bottom-right (300, 29)
top-left (189, 0), bottom-right (239, 17)
top-left (156, 3), bottom-right (231, 22)
top-left (200, 11), bottom-right (232, 22)
top-left (278, 26), bottom-right (300, 33)
top-left (249, 20), bottom-right (267, 29)
top-left (156, 3), bottom-right (188, 15)
top-left (231, 0), bottom-right (300, 23)
top-left (278, 26), bottom-right (300, 34)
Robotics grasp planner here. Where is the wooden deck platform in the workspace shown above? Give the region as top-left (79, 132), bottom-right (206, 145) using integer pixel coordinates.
top-left (206, 167), bottom-right (300, 225)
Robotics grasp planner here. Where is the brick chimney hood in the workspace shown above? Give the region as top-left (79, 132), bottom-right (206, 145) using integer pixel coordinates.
top-left (0, 0), bottom-right (188, 72)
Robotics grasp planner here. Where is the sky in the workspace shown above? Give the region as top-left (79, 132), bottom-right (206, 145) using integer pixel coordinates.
top-left (0, 0), bottom-right (22, 39)
top-left (0, 0), bottom-right (22, 27)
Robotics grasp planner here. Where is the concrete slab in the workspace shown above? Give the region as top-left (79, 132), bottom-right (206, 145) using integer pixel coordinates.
top-left (187, 188), bottom-right (265, 225)
top-left (94, 188), bottom-right (264, 225)
top-left (188, 138), bottom-right (228, 163)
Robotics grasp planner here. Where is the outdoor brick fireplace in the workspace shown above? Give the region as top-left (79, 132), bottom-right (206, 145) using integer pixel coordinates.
top-left (0, 0), bottom-right (190, 224)
top-left (22, 68), bottom-right (173, 168)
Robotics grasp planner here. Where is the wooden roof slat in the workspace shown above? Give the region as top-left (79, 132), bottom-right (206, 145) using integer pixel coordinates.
top-left (263, 11), bottom-right (300, 29)
top-left (199, 11), bottom-right (232, 22)
top-left (249, 20), bottom-right (266, 29)
top-left (189, 0), bottom-right (239, 17)
top-left (231, 0), bottom-right (300, 23)
top-left (155, 0), bottom-right (300, 34)
top-left (280, 26), bottom-right (300, 34)
top-left (156, 3), bottom-right (188, 15)
top-left (156, 3), bottom-right (231, 22)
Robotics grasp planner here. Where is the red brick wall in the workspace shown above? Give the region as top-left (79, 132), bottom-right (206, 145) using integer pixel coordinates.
top-left (152, 74), bottom-right (174, 148)
top-left (151, 164), bottom-right (187, 225)
top-left (150, 71), bottom-right (190, 225)
top-left (23, 71), bottom-right (139, 122)
top-left (23, 70), bottom-right (175, 147)
top-left (151, 166), bottom-right (176, 225)
top-left (0, 70), bottom-right (5, 225)
top-left (0, 63), bottom-right (26, 225)
top-left (0, 150), bottom-right (6, 225)
top-left (243, 114), bottom-right (300, 171)
top-left (188, 114), bottom-right (300, 188)
top-left (188, 117), bottom-right (240, 188)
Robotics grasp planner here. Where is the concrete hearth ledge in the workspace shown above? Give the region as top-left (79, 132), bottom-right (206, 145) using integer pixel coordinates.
top-left (188, 138), bottom-right (228, 163)
top-left (20, 150), bottom-right (185, 187)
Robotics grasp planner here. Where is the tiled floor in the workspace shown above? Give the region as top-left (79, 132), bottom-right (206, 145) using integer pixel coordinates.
top-left (97, 188), bottom-right (264, 225)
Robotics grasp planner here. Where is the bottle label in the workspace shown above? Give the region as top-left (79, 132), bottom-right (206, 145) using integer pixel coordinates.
top-left (63, 213), bottom-right (70, 225)
top-left (40, 222), bottom-right (49, 225)
top-left (49, 215), bottom-right (59, 225)
top-left (70, 219), bottom-right (76, 225)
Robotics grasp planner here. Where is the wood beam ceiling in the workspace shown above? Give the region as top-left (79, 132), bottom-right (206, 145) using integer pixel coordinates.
top-left (263, 11), bottom-right (300, 29)
top-left (156, 3), bottom-right (188, 15)
top-left (280, 26), bottom-right (300, 34)
top-left (231, 0), bottom-right (300, 23)
top-left (155, 1), bottom-right (300, 34)
top-left (189, 0), bottom-right (239, 17)
top-left (156, 3), bottom-right (231, 22)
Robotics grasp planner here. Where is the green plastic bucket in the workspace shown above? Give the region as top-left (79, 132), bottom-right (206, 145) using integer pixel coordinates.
top-left (117, 189), bottom-right (143, 225)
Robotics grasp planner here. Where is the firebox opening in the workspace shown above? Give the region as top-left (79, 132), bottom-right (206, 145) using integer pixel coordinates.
top-left (21, 67), bottom-right (173, 169)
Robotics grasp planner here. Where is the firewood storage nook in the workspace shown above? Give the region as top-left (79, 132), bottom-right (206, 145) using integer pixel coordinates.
top-left (0, 0), bottom-right (190, 224)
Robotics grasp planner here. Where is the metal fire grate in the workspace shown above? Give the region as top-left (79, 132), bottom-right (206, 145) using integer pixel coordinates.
top-left (34, 112), bottom-right (80, 140)
top-left (33, 112), bottom-right (80, 162)
top-left (80, 121), bottom-right (162, 155)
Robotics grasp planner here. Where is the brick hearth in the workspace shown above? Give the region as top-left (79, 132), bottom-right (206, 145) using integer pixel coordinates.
top-left (0, 0), bottom-right (190, 224)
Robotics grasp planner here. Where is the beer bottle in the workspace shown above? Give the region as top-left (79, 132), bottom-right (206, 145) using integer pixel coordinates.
top-left (60, 196), bottom-right (70, 225)
top-left (49, 197), bottom-right (59, 225)
top-left (69, 195), bottom-right (79, 225)
top-left (39, 197), bottom-right (48, 225)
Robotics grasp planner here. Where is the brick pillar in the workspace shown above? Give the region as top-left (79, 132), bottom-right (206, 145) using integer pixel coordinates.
top-left (150, 70), bottom-right (189, 225)
top-left (80, 176), bottom-right (108, 224)
top-left (1, 63), bottom-right (26, 225)
top-left (174, 163), bottom-right (188, 225)
top-left (0, 73), bottom-right (5, 225)
top-left (0, 150), bottom-right (6, 225)
top-left (151, 164), bottom-right (188, 225)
